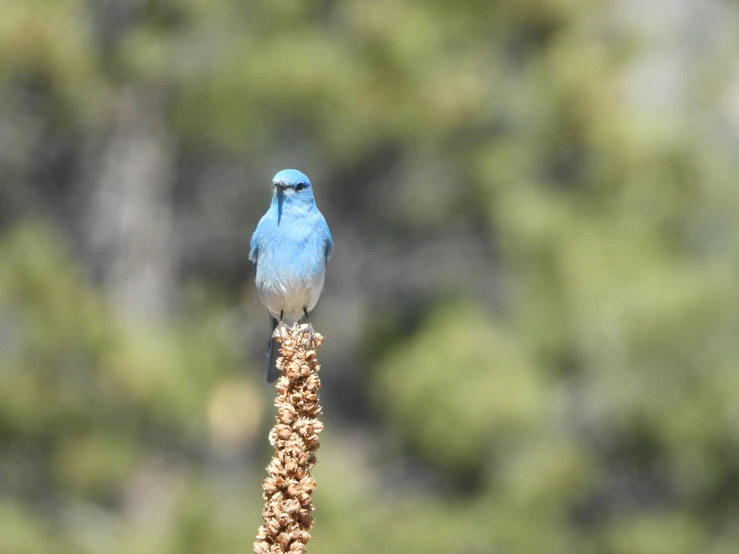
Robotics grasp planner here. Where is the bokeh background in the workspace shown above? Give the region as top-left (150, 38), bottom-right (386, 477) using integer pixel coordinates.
top-left (1, 0), bottom-right (739, 553)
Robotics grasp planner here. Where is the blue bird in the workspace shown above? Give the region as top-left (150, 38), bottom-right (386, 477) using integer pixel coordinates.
top-left (249, 169), bottom-right (334, 383)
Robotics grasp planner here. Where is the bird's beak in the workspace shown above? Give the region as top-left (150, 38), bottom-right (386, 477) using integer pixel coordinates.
top-left (273, 183), bottom-right (288, 191)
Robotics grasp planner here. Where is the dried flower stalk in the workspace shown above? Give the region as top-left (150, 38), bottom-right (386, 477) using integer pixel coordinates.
top-left (254, 324), bottom-right (324, 554)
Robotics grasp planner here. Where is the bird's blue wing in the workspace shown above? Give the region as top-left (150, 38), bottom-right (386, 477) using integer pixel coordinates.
top-left (322, 218), bottom-right (334, 262)
top-left (249, 234), bottom-right (259, 264)
top-left (249, 242), bottom-right (258, 273)
top-left (250, 216), bottom-right (268, 270)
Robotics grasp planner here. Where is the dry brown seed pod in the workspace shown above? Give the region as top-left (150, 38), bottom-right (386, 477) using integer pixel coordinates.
top-left (277, 533), bottom-right (291, 550)
top-left (277, 512), bottom-right (290, 528)
top-left (266, 520), bottom-right (280, 536)
top-left (284, 499), bottom-right (301, 514)
top-left (263, 478), bottom-right (278, 495)
top-left (276, 425), bottom-right (292, 440)
top-left (299, 476), bottom-right (316, 493)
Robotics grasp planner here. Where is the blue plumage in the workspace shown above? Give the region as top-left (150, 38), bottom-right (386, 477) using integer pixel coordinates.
top-left (250, 169), bottom-right (333, 382)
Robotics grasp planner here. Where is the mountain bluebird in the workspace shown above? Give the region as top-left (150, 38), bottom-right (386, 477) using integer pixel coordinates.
top-left (249, 169), bottom-right (334, 383)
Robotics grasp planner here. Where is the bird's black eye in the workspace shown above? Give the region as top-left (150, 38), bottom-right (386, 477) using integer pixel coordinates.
top-left (295, 183), bottom-right (305, 191)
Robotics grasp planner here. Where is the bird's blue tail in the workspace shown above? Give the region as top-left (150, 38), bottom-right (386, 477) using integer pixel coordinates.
top-left (265, 317), bottom-right (280, 383)
top-left (266, 337), bottom-right (280, 383)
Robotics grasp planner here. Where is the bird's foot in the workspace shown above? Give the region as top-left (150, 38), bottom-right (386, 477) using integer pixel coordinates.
top-left (301, 308), bottom-right (318, 348)
top-left (304, 324), bottom-right (318, 348)
top-left (273, 321), bottom-right (289, 343)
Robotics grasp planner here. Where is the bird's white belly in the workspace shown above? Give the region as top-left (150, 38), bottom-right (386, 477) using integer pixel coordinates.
top-left (257, 271), bottom-right (325, 324)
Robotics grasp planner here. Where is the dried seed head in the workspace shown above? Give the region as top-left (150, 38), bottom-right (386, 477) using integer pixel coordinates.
top-left (255, 324), bottom-right (324, 552)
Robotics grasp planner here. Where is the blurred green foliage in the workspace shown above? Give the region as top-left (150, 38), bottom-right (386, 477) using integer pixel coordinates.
top-left (1, 0), bottom-right (739, 553)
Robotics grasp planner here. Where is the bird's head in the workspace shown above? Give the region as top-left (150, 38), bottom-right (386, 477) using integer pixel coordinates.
top-left (272, 169), bottom-right (314, 204)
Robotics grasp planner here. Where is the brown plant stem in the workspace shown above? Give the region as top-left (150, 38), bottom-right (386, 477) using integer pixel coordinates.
top-left (254, 324), bottom-right (324, 554)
